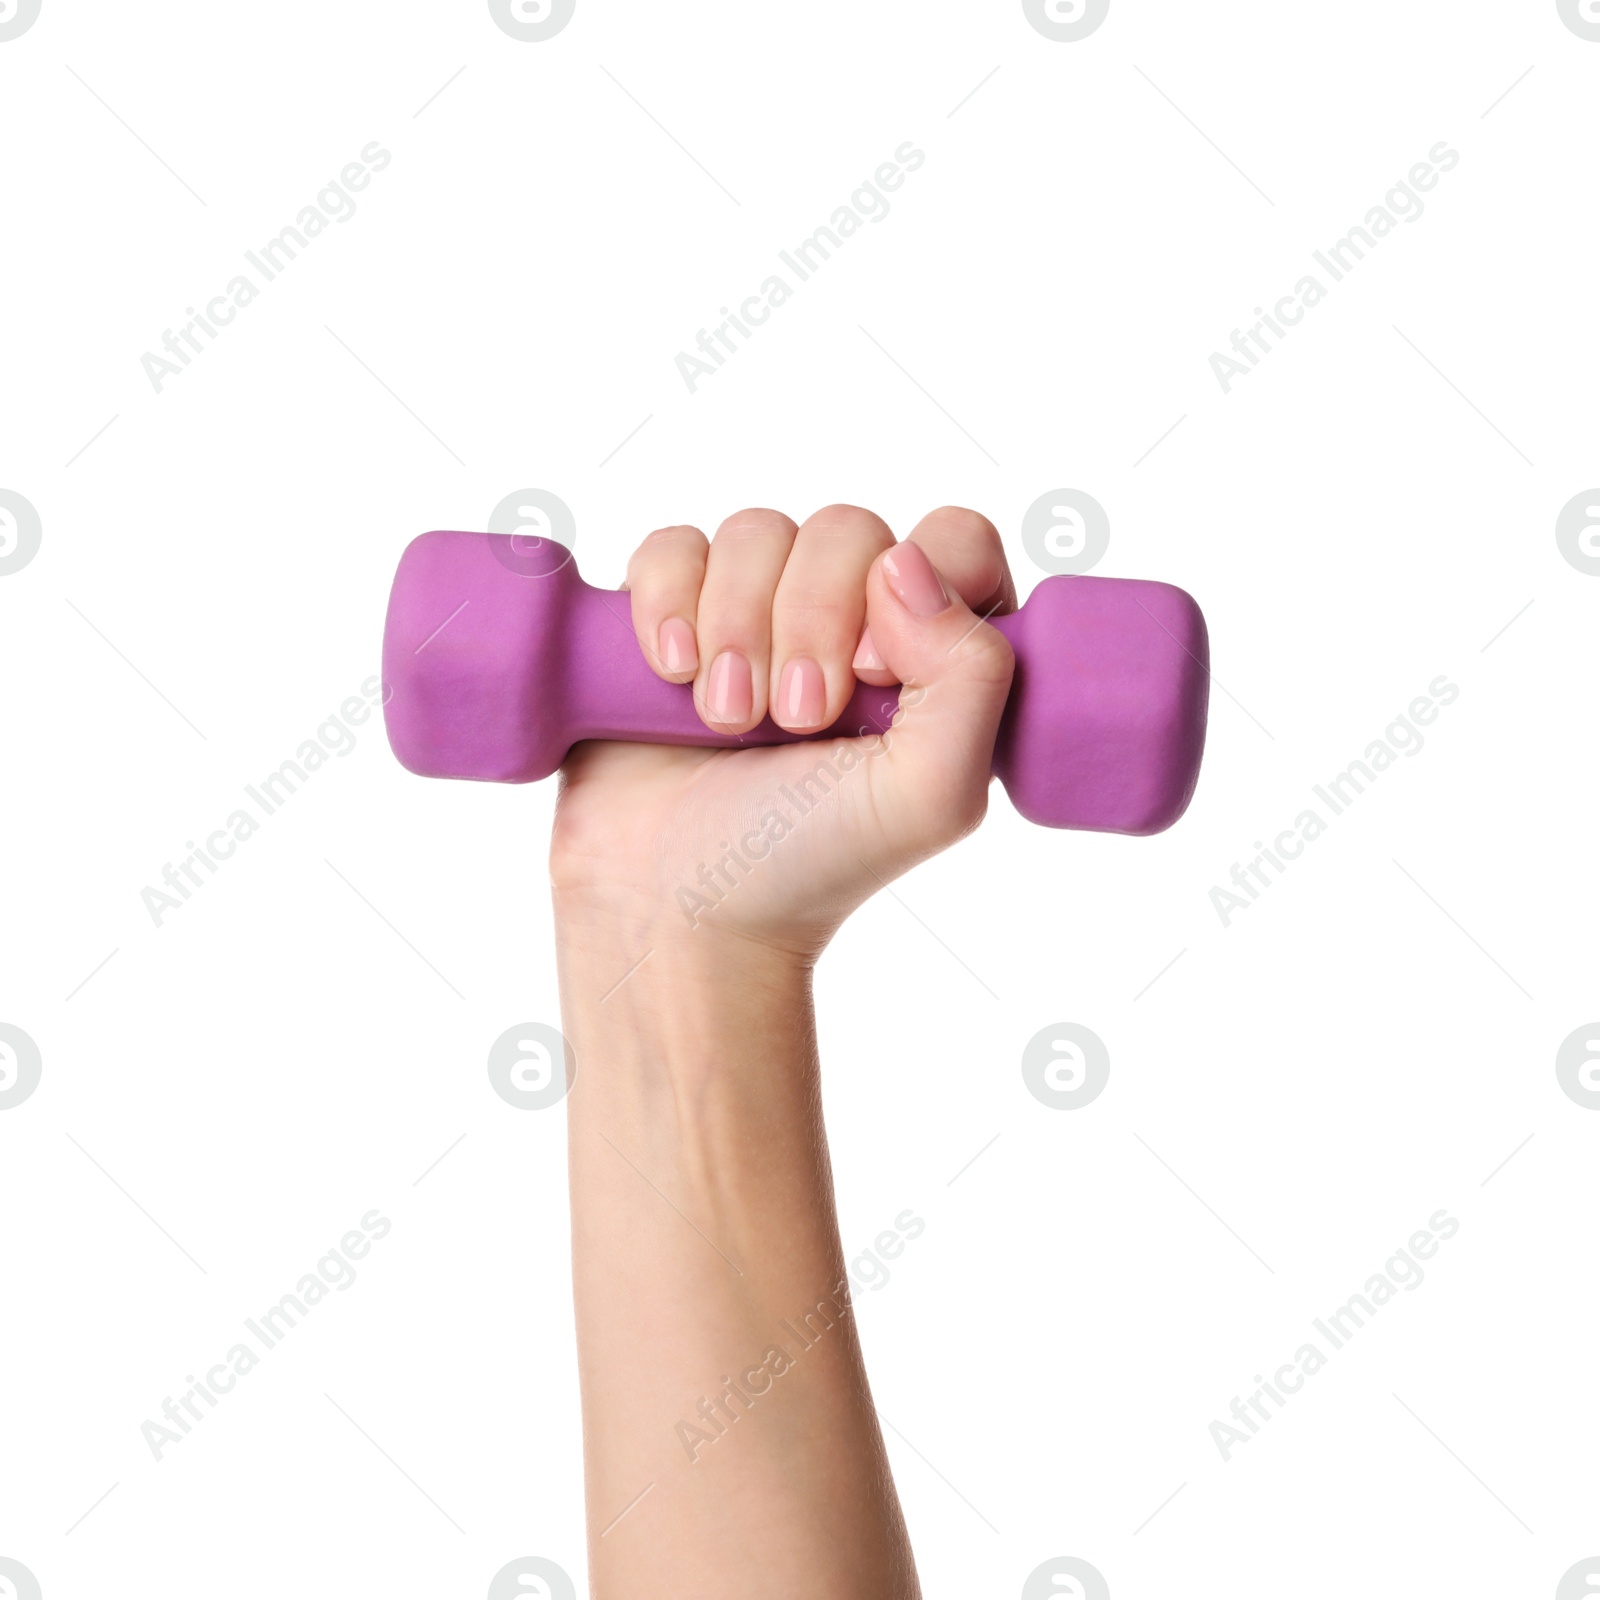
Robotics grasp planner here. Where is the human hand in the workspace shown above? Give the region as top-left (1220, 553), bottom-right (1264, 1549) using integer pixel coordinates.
top-left (549, 503), bottom-right (1016, 962)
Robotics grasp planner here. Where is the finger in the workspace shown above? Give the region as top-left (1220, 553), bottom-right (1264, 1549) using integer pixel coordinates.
top-left (692, 507), bottom-right (797, 733)
top-left (903, 506), bottom-right (1017, 615)
top-left (850, 506), bottom-right (1015, 689)
top-left (626, 524), bottom-right (709, 682)
top-left (860, 540), bottom-right (1015, 854)
top-left (769, 504), bottom-right (895, 731)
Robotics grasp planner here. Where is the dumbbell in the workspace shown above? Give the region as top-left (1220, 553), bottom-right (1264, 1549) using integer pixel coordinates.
top-left (381, 530), bottom-right (1209, 835)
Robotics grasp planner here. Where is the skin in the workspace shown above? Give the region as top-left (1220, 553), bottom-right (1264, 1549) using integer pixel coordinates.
top-left (551, 504), bottom-right (1017, 1597)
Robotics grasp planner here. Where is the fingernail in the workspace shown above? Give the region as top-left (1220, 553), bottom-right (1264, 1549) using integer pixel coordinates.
top-left (659, 617), bottom-right (698, 675)
top-left (852, 626), bottom-right (885, 672)
top-left (882, 542), bottom-right (949, 618)
top-left (707, 650), bottom-right (752, 725)
top-left (777, 657), bottom-right (827, 728)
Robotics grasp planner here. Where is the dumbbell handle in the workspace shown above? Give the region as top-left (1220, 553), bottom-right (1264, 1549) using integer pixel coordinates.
top-left (565, 581), bottom-right (927, 748)
top-left (381, 532), bottom-right (1210, 834)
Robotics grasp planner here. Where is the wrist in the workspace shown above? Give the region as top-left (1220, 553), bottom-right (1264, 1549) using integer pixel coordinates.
top-left (555, 902), bottom-right (812, 1079)
top-left (554, 887), bottom-right (816, 985)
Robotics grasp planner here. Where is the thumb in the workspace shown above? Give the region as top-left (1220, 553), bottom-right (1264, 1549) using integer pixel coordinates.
top-left (861, 539), bottom-right (1015, 854)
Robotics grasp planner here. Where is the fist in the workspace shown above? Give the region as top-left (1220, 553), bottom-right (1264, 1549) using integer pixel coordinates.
top-left (550, 504), bottom-right (1016, 957)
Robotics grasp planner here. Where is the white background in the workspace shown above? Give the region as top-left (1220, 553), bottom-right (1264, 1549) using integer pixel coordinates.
top-left (2, 2), bottom-right (1597, 1596)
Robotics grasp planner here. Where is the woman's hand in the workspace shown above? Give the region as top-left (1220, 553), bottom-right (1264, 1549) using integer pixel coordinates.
top-left (549, 503), bottom-right (1016, 962)
top-left (552, 503), bottom-right (1014, 1596)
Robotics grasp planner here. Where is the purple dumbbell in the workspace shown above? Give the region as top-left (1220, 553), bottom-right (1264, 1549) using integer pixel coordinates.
top-left (381, 530), bottom-right (1209, 835)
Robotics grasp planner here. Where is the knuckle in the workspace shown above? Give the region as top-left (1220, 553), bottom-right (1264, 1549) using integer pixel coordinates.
top-left (628, 524), bottom-right (706, 583)
top-left (773, 596), bottom-right (855, 652)
top-left (803, 503), bottom-right (892, 544)
top-left (695, 599), bottom-right (771, 655)
top-left (643, 523), bottom-right (706, 554)
top-left (715, 507), bottom-right (795, 544)
top-left (929, 504), bottom-right (995, 538)
top-left (925, 505), bottom-right (1002, 558)
top-left (919, 506), bottom-right (1012, 607)
top-left (957, 621), bottom-right (1016, 683)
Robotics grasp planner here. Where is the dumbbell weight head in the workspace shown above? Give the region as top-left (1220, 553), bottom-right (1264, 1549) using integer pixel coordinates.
top-left (382, 530), bottom-right (1209, 835)
top-left (383, 530), bottom-right (582, 785)
top-left (991, 570), bottom-right (1208, 833)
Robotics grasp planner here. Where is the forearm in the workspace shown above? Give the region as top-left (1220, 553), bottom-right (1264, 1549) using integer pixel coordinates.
top-left (556, 907), bottom-right (918, 1598)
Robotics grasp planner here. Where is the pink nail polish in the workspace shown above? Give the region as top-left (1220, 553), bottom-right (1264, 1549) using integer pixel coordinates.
top-left (659, 617), bottom-right (697, 675)
top-left (882, 542), bottom-right (950, 618)
top-left (852, 626), bottom-right (885, 673)
top-left (707, 650), bottom-right (752, 725)
top-left (778, 657), bottom-right (826, 728)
